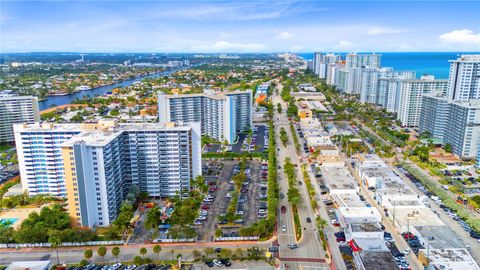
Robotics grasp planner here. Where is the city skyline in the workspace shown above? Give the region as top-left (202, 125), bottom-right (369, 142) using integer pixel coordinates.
top-left (1, 0), bottom-right (480, 53)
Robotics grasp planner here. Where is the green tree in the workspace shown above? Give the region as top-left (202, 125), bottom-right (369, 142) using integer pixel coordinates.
top-left (111, 246), bottom-right (120, 263)
top-left (48, 234), bottom-right (61, 265)
top-left (444, 143), bottom-right (452, 153)
top-left (413, 145), bottom-right (430, 162)
top-left (110, 109), bottom-right (120, 116)
top-left (79, 259), bottom-right (88, 267)
top-left (97, 246), bottom-right (107, 263)
top-left (139, 247), bottom-right (148, 259)
top-left (112, 202), bottom-right (134, 241)
top-left (84, 249), bottom-right (93, 261)
top-left (204, 247), bottom-right (214, 259)
top-left (145, 206), bottom-right (161, 238)
top-left (215, 228), bottom-right (223, 238)
top-left (153, 245), bottom-right (162, 261)
top-left (133, 255), bottom-right (143, 265)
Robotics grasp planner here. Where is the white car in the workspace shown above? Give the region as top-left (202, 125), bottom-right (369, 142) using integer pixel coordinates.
top-left (213, 259), bottom-right (223, 267)
top-left (281, 225), bottom-right (287, 232)
top-left (403, 248), bottom-right (411, 255)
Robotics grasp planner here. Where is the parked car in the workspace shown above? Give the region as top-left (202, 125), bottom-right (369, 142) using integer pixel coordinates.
top-left (287, 243), bottom-right (298, 249)
top-left (220, 259), bottom-right (232, 267)
top-left (213, 259), bottom-right (223, 267)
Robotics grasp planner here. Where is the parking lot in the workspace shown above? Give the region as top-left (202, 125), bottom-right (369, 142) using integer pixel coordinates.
top-left (195, 159), bottom-right (268, 241)
top-left (203, 124), bottom-right (268, 154)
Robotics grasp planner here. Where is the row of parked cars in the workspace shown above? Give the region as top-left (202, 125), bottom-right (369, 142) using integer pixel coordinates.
top-left (400, 166), bottom-right (480, 242)
top-left (70, 263), bottom-right (170, 270)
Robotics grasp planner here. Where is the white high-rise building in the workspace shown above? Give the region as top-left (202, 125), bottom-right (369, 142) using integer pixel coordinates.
top-left (419, 93), bottom-right (451, 141)
top-left (447, 55), bottom-right (480, 101)
top-left (313, 52), bottom-right (323, 75)
top-left (0, 92), bottom-right (40, 143)
top-left (444, 100), bottom-right (480, 159)
top-left (419, 55), bottom-right (480, 165)
top-left (397, 76), bottom-right (448, 127)
top-left (346, 53), bottom-right (381, 69)
top-left (14, 120), bottom-right (201, 227)
top-left (158, 90), bottom-right (252, 143)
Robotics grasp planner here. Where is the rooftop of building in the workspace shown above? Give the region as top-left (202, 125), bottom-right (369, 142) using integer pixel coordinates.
top-left (451, 54), bottom-right (480, 62)
top-left (414, 226), bottom-right (466, 249)
top-left (391, 207), bottom-right (444, 228)
top-left (332, 193), bottom-right (365, 208)
top-left (6, 260), bottom-right (51, 270)
top-left (158, 89), bottom-right (251, 99)
top-left (320, 164), bottom-right (358, 191)
top-left (350, 222), bottom-right (382, 233)
top-left (358, 251), bottom-right (398, 270)
top-left (421, 248), bottom-right (480, 270)
top-left (355, 237), bottom-right (388, 252)
top-left (15, 121), bottom-right (195, 144)
top-left (357, 153), bottom-right (383, 163)
top-left (376, 175), bottom-right (416, 196)
top-left (338, 207), bottom-right (382, 222)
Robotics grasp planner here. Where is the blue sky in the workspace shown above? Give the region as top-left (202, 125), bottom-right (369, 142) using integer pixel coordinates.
top-left (1, 0), bottom-right (479, 53)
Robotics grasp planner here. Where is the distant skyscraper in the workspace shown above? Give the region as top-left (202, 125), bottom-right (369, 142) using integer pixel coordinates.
top-left (447, 55), bottom-right (480, 101)
top-left (346, 53), bottom-right (381, 69)
top-left (0, 92), bottom-right (40, 143)
top-left (313, 52), bottom-right (323, 76)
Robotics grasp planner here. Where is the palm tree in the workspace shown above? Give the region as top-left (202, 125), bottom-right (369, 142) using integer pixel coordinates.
top-left (97, 246), bottom-right (107, 263)
top-left (145, 206), bottom-right (161, 239)
top-left (48, 235), bottom-right (61, 265)
top-left (153, 245), bottom-right (161, 261)
top-left (204, 247), bottom-right (214, 259)
top-left (111, 247), bottom-right (120, 263)
top-left (192, 249), bottom-right (202, 261)
top-left (139, 247), bottom-right (147, 259)
top-left (84, 249), bottom-right (93, 262)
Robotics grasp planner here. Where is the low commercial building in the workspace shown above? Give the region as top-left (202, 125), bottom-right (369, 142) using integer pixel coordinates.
top-left (338, 207), bottom-right (382, 226)
top-left (298, 108), bottom-right (312, 119)
top-left (354, 250), bottom-right (398, 270)
top-left (6, 261), bottom-right (51, 270)
top-left (414, 226), bottom-right (467, 250)
top-left (298, 83), bottom-right (316, 92)
top-left (291, 91), bottom-right (326, 101)
top-left (420, 248), bottom-right (480, 270)
top-left (320, 164), bottom-right (359, 195)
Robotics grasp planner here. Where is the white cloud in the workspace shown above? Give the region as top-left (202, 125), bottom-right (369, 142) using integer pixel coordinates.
top-left (189, 41), bottom-right (267, 52)
top-left (366, 27), bottom-right (409, 35)
top-left (439, 29), bottom-right (480, 45)
top-left (276, 31), bottom-right (292, 39)
top-left (335, 40), bottom-right (355, 50)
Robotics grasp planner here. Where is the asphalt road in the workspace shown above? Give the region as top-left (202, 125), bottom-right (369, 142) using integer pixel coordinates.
top-left (272, 84), bottom-right (328, 270)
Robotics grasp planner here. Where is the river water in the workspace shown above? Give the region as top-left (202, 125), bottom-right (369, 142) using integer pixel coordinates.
top-left (39, 68), bottom-right (183, 111)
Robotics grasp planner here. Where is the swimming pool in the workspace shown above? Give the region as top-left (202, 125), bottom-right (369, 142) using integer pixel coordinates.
top-left (0, 218), bottom-right (19, 226)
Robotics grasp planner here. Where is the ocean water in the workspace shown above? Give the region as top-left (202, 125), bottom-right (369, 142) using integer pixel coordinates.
top-left (298, 52), bottom-right (478, 79)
